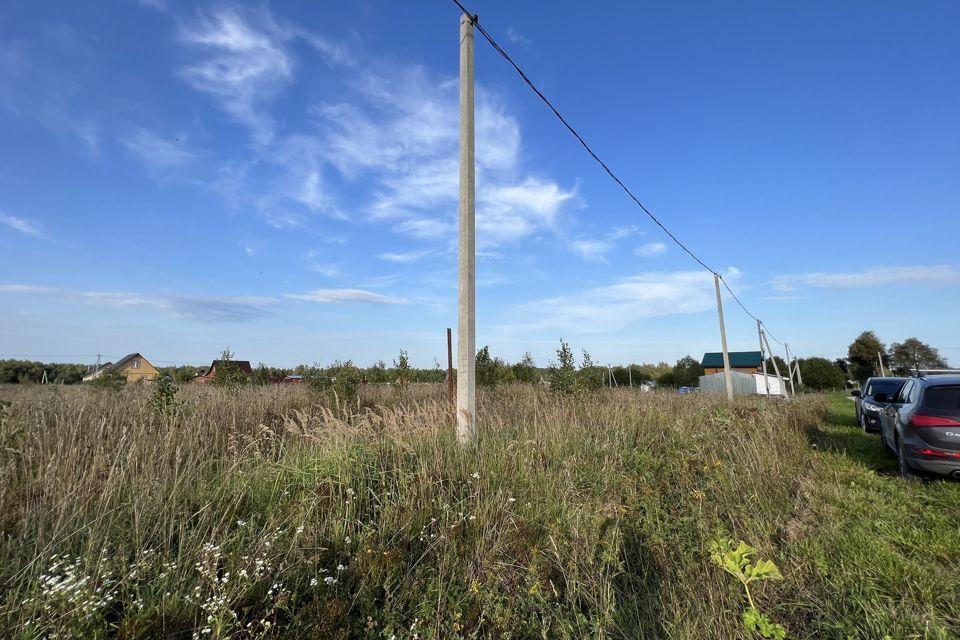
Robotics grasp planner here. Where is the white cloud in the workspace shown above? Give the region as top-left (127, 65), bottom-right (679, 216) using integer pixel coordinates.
top-left (286, 288), bottom-right (406, 305)
top-left (571, 239), bottom-right (611, 262)
top-left (0, 212), bottom-right (43, 237)
top-left (136, 0), bottom-right (166, 12)
top-left (505, 26), bottom-right (532, 47)
top-left (772, 265), bottom-right (960, 291)
top-left (122, 129), bottom-right (194, 177)
top-left (315, 65), bottom-right (573, 248)
top-left (509, 268), bottom-right (739, 333)
top-left (0, 284), bottom-right (276, 321)
top-left (308, 263), bottom-right (341, 278)
top-left (379, 250), bottom-right (430, 263)
top-left (635, 242), bottom-right (667, 258)
top-left (178, 6), bottom-right (296, 145)
top-left (569, 226), bottom-right (642, 262)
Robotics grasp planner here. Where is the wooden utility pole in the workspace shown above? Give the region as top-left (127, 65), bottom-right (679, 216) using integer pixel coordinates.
top-left (456, 13), bottom-right (477, 446)
top-left (784, 343), bottom-right (796, 396)
top-left (713, 273), bottom-right (734, 401)
top-left (446, 328), bottom-right (454, 407)
top-left (757, 320), bottom-right (771, 396)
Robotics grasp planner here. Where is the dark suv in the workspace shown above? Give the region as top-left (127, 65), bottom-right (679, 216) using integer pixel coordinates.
top-left (851, 377), bottom-right (907, 433)
top-left (877, 376), bottom-right (960, 479)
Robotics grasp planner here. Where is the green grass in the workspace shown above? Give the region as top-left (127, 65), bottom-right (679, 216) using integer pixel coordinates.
top-left (0, 385), bottom-right (957, 639)
top-left (779, 393), bottom-right (960, 639)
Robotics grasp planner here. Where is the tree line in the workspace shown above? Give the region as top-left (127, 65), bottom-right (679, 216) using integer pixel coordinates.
top-left (844, 331), bottom-right (950, 381)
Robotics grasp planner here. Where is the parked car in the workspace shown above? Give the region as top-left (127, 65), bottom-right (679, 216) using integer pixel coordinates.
top-left (851, 377), bottom-right (907, 433)
top-left (877, 375), bottom-right (960, 480)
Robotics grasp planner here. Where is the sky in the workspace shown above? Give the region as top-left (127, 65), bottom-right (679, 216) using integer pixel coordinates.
top-left (1, 0), bottom-right (959, 369)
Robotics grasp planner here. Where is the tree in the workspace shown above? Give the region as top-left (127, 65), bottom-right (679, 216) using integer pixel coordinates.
top-left (551, 339), bottom-right (578, 395)
top-left (764, 356), bottom-right (789, 378)
top-left (578, 350), bottom-right (604, 391)
top-left (833, 358), bottom-right (850, 376)
top-left (366, 360), bottom-right (389, 383)
top-left (392, 350), bottom-right (411, 391)
top-left (212, 348), bottom-right (248, 388)
top-left (672, 355), bottom-right (704, 387)
top-left (476, 346), bottom-right (498, 387)
top-left (888, 337), bottom-right (948, 374)
top-left (512, 352), bottom-right (537, 383)
top-left (797, 357), bottom-right (845, 391)
top-left (847, 331), bottom-right (887, 382)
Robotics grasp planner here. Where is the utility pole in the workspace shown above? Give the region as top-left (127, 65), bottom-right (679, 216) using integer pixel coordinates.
top-left (94, 353), bottom-right (101, 377)
top-left (456, 13), bottom-right (477, 446)
top-left (628, 365), bottom-right (633, 389)
top-left (713, 273), bottom-right (734, 401)
top-left (876, 351), bottom-right (886, 377)
top-left (757, 320), bottom-right (770, 396)
top-left (784, 343), bottom-right (796, 396)
top-left (794, 357), bottom-right (804, 387)
top-left (761, 331), bottom-right (786, 396)
top-left (446, 328), bottom-right (454, 408)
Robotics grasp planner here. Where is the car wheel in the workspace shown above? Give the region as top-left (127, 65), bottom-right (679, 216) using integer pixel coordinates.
top-left (896, 436), bottom-right (920, 481)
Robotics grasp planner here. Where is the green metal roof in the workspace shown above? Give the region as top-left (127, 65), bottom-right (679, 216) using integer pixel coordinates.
top-left (701, 351), bottom-right (762, 368)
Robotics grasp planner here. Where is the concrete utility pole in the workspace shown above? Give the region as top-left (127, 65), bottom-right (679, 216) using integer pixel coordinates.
top-left (713, 273), bottom-right (734, 401)
top-left (757, 320), bottom-right (771, 396)
top-left (794, 357), bottom-right (804, 387)
top-left (761, 331), bottom-right (787, 397)
top-left (456, 13), bottom-right (477, 446)
top-left (784, 343), bottom-right (796, 396)
top-left (446, 328), bottom-right (454, 407)
top-left (877, 351), bottom-right (886, 377)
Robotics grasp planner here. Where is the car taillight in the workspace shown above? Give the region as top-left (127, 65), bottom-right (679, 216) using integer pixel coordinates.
top-left (913, 448), bottom-right (960, 459)
top-left (911, 414), bottom-right (960, 427)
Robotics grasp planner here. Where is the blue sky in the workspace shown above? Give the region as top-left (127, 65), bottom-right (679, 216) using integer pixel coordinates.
top-left (1, 0), bottom-right (958, 369)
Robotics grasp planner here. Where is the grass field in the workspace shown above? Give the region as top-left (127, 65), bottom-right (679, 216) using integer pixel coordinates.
top-left (0, 384), bottom-right (957, 639)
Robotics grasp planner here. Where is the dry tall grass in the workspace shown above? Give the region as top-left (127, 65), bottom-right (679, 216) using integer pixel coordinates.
top-left (0, 384), bottom-right (823, 639)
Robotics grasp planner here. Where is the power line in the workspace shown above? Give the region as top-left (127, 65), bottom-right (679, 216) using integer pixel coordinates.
top-left (450, 0), bottom-right (789, 344)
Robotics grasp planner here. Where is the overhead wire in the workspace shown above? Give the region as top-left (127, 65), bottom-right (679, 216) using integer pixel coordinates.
top-left (451, 0), bottom-right (790, 349)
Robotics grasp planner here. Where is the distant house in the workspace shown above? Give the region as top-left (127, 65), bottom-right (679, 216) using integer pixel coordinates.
top-left (701, 351), bottom-right (763, 375)
top-left (192, 360), bottom-right (253, 383)
top-left (82, 353), bottom-right (159, 383)
top-left (281, 374), bottom-right (304, 384)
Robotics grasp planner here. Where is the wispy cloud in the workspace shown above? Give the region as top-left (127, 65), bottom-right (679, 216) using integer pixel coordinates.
top-left (286, 288), bottom-right (406, 305)
top-left (0, 41), bottom-right (101, 156)
top-left (379, 250), bottom-right (430, 263)
top-left (507, 268), bottom-right (739, 333)
top-left (0, 284), bottom-right (276, 321)
top-left (307, 263), bottom-right (342, 278)
top-left (136, 0), bottom-right (167, 12)
top-left (505, 26), bottom-right (532, 48)
top-left (178, 6), bottom-right (296, 145)
top-left (316, 65), bottom-right (575, 248)
top-left (772, 265), bottom-right (960, 291)
top-left (122, 128), bottom-right (194, 177)
top-left (635, 242), bottom-right (667, 258)
top-left (570, 226), bottom-right (641, 262)
top-left (571, 239), bottom-right (612, 262)
top-left (0, 212), bottom-right (43, 237)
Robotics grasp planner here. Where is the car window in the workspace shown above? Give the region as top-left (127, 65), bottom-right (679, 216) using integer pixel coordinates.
top-left (923, 386), bottom-right (960, 411)
top-left (868, 380), bottom-right (901, 397)
top-left (896, 381), bottom-right (913, 404)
